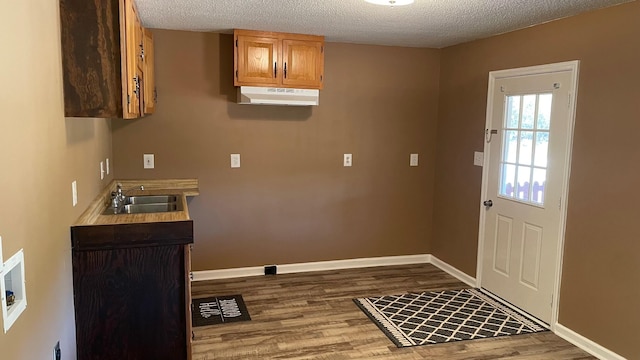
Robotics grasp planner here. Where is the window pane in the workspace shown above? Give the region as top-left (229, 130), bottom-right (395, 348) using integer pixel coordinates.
top-left (517, 166), bottom-right (531, 201)
top-left (532, 169), bottom-right (547, 205)
top-left (500, 163), bottom-right (516, 198)
top-left (534, 132), bottom-right (549, 168)
top-left (503, 130), bottom-right (518, 164)
top-left (518, 131), bottom-right (533, 166)
top-left (537, 93), bottom-right (552, 130)
top-left (521, 95), bottom-right (536, 129)
top-left (506, 96), bottom-right (521, 128)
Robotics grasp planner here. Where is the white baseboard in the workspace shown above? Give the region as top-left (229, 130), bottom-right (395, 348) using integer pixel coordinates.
top-left (554, 324), bottom-right (627, 360)
top-left (429, 255), bottom-right (477, 287)
top-left (192, 254), bottom-right (431, 281)
top-left (192, 266), bottom-right (265, 281)
top-left (192, 254), bottom-right (478, 287)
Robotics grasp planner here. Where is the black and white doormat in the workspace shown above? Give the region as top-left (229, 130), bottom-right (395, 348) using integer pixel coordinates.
top-left (353, 288), bottom-right (547, 347)
top-left (192, 294), bottom-right (251, 327)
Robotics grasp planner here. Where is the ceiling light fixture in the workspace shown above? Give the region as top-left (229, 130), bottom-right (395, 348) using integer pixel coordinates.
top-left (365, 0), bottom-right (414, 6)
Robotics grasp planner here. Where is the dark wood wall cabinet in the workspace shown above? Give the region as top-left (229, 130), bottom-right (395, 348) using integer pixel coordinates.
top-left (60, 0), bottom-right (155, 118)
top-left (71, 221), bottom-right (193, 360)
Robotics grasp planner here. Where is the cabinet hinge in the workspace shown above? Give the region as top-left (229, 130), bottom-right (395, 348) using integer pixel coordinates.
top-left (189, 272), bottom-right (193, 281)
top-left (127, 94), bottom-right (131, 105)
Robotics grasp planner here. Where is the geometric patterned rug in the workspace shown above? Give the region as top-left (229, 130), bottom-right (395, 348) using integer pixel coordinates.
top-left (353, 288), bottom-right (548, 347)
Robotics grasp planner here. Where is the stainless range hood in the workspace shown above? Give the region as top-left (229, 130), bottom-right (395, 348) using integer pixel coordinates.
top-left (237, 86), bottom-right (320, 106)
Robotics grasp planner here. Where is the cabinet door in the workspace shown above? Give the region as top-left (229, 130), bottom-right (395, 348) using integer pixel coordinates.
top-left (235, 34), bottom-right (280, 86)
top-left (185, 244), bottom-right (193, 360)
top-left (133, 2), bottom-right (145, 117)
top-left (122, 0), bottom-right (142, 118)
top-left (282, 39), bottom-right (324, 89)
top-left (143, 28), bottom-right (156, 115)
top-left (72, 245), bottom-right (187, 359)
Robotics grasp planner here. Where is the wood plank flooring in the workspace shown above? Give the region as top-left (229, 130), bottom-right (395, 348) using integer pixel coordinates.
top-left (191, 264), bottom-right (594, 359)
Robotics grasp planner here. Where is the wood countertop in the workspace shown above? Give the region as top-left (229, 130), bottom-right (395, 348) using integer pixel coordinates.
top-left (74, 179), bottom-right (199, 226)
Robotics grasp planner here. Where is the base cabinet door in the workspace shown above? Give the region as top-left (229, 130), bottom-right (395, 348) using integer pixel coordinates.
top-left (73, 245), bottom-right (187, 360)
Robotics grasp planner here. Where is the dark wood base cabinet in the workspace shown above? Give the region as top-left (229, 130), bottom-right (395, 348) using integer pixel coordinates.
top-left (71, 221), bottom-right (193, 360)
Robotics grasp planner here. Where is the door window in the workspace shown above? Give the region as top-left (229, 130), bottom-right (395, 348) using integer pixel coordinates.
top-left (499, 93), bottom-right (552, 206)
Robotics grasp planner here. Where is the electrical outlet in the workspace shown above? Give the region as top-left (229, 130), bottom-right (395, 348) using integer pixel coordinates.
top-left (100, 161), bottom-right (105, 180)
top-left (343, 153), bottom-right (352, 167)
top-left (143, 154), bottom-right (155, 169)
top-left (71, 181), bottom-right (78, 207)
top-left (474, 151), bottom-right (484, 167)
top-left (230, 154), bottom-right (241, 168)
top-left (410, 153), bottom-right (419, 166)
top-left (106, 158), bottom-right (110, 175)
top-left (53, 341), bottom-right (61, 360)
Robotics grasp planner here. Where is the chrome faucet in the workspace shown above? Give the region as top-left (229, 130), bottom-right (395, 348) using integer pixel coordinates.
top-left (116, 184), bottom-right (126, 202)
top-left (110, 184), bottom-right (127, 211)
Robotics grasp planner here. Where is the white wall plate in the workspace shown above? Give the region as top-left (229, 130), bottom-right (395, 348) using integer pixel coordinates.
top-left (1, 249), bottom-right (27, 333)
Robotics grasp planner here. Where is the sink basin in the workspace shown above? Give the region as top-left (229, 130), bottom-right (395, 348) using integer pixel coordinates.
top-left (121, 203), bottom-right (179, 214)
top-left (102, 194), bottom-right (182, 215)
top-left (124, 195), bottom-right (178, 205)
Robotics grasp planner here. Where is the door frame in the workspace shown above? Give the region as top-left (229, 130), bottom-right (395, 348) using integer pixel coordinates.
top-left (476, 60), bottom-right (580, 329)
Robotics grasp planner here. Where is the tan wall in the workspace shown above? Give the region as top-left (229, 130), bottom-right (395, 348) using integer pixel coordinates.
top-left (434, 2), bottom-right (640, 358)
top-left (112, 31), bottom-right (440, 270)
top-left (0, 0), bottom-right (113, 358)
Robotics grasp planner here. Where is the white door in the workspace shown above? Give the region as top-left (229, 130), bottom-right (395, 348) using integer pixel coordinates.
top-left (480, 64), bottom-right (577, 324)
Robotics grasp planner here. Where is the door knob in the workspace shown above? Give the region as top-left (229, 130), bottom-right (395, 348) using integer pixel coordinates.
top-left (483, 200), bottom-right (493, 207)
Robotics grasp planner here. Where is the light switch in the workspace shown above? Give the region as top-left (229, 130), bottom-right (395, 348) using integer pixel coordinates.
top-left (474, 151), bottom-right (484, 167)
top-left (143, 154), bottom-right (155, 169)
top-left (230, 154), bottom-right (241, 168)
top-left (410, 153), bottom-right (419, 167)
top-left (71, 180), bottom-right (78, 207)
top-left (343, 154), bottom-right (352, 167)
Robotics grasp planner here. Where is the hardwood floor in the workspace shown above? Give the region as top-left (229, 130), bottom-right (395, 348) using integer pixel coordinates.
top-left (191, 264), bottom-right (594, 359)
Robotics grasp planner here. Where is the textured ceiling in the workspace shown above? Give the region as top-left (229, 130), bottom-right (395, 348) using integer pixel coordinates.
top-left (135, 0), bottom-right (634, 48)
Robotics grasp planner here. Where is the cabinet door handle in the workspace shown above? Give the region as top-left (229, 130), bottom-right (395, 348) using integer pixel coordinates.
top-left (284, 62), bottom-right (287, 78)
top-left (133, 76), bottom-right (140, 96)
top-left (274, 62), bottom-right (277, 78)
